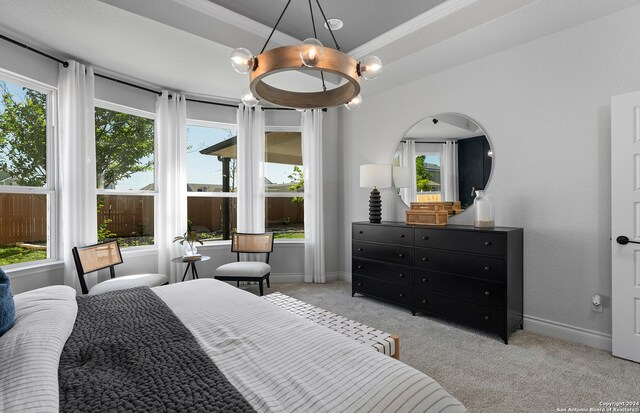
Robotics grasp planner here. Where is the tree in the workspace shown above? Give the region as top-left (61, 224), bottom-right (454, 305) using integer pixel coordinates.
top-left (287, 166), bottom-right (304, 206)
top-left (0, 83), bottom-right (155, 189)
top-left (0, 83), bottom-right (47, 186)
top-left (95, 107), bottom-right (154, 188)
top-left (415, 155), bottom-right (434, 192)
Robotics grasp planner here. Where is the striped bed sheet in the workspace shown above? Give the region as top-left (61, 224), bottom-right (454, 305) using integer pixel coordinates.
top-left (262, 292), bottom-right (397, 357)
top-left (154, 279), bottom-right (467, 413)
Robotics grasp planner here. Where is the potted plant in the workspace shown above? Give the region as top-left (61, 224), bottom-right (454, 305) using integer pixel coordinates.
top-left (173, 220), bottom-right (203, 256)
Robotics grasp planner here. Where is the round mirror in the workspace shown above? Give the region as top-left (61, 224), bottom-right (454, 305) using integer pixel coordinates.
top-left (392, 113), bottom-right (492, 211)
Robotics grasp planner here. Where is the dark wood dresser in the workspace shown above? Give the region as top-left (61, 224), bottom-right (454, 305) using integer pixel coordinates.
top-left (352, 221), bottom-right (523, 343)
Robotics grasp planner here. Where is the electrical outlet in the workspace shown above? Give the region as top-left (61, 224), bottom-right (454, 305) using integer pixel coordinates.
top-left (592, 294), bottom-right (603, 312)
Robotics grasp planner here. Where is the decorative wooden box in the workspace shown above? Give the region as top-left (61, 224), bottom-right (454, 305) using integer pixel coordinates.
top-left (405, 210), bottom-right (449, 226)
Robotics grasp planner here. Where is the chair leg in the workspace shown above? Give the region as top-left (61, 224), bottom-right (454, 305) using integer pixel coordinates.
top-left (266, 274), bottom-right (270, 288)
top-left (237, 281), bottom-right (240, 288)
top-left (258, 280), bottom-right (264, 296)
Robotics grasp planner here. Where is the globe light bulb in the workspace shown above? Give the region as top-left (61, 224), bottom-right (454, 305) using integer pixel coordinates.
top-left (240, 89), bottom-right (259, 107)
top-left (299, 38), bottom-right (324, 67)
top-left (344, 94), bottom-right (362, 110)
top-left (230, 48), bottom-right (254, 74)
top-left (359, 55), bottom-right (382, 80)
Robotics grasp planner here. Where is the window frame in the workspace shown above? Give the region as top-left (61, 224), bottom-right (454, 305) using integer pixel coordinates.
top-left (0, 69), bottom-right (58, 269)
top-left (185, 119), bottom-right (238, 244)
top-left (94, 99), bottom-right (158, 251)
top-left (416, 150), bottom-right (442, 198)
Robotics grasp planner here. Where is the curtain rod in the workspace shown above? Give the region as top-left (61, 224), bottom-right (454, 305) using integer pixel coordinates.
top-left (0, 33), bottom-right (296, 111)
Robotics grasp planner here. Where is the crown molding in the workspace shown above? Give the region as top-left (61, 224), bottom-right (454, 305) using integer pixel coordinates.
top-left (174, 0), bottom-right (302, 48)
top-left (348, 0), bottom-right (480, 58)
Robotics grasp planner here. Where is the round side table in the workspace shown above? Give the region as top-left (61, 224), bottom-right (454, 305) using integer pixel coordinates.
top-left (171, 255), bottom-right (211, 282)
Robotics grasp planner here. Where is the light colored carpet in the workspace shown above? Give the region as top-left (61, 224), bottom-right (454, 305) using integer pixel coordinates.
top-left (239, 281), bottom-right (640, 413)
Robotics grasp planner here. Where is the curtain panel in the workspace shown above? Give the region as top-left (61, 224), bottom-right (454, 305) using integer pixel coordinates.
top-left (236, 105), bottom-right (265, 233)
top-left (441, 141), bottom-right (459, 202)
top-left (156, 92), bottom-right (187, 283)
top-left (302, 110), bottom-right (325, 283)
top-left (401, 140), bottom-right (417, 204)
top-left (58, 61), bottom-right (98, 290)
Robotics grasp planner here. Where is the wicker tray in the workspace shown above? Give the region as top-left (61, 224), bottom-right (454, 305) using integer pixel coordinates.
top-left (405, 210), bottom-right (449, 226)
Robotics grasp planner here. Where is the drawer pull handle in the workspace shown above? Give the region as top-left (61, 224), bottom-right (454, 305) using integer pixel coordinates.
top-left (357, 248), bottom-right (364, 252)
top-left (484, 241), bottom-right (492, 246)
top-left (357, 282), bottom-right (363, 286)
top-left (484, 315), bottom-right (490, 320)
top-left (398, 253), bottom-right (404, 258)
top-left (398, 274), bottom-right (405, 278)
top-left (359, 231), bottom-right (364, 234)
top-left (399, 234), bottom-right (405, 238)
top-left (422, 236), bottom-right (429, 240)
top-left (422, 257), bottom-right (428, 261)
top-left (484, 291), bottom-right (490, 296)
top-left (399, 293), bottom-right (405, 297)
top-left (422, 299), bottom-right (428, 304)
top-left (357, 265), bottom-right (363, 269)
top-left (421, 278), bottom-right (428, 283)
top-left (484, 266), bottom-right (491, 271)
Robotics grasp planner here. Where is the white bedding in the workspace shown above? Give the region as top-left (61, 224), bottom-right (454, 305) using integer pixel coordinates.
top-left (154, 279), bottom-right (467, 413)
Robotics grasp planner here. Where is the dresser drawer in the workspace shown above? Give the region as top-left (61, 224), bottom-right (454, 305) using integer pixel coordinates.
top-left (415, 228), bottom-right (505, 256)
top-left (414, 269), bottom-right (504, 308)
top-left (414, 290), bottom-right (504, 334)
top-left (353, 224), bottom-right (413, 246)
top-left (353, 241), bottom-right (414, 266)
top-left (414, 248), bottom-right (505, 282)
top-left (353, 258), bottom-right (413, 287)
top-left (352, 275), bottom-right (413, 307)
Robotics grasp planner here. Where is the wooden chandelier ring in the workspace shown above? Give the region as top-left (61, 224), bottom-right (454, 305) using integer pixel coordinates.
top-left (250, 46), bottom-right (361, 109)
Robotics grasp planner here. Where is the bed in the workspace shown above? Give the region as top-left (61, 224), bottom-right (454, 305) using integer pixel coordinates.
top-left (0, 279), bottom-right (467, 413)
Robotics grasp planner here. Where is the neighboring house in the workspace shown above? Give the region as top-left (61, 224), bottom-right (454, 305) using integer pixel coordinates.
top-left (0, 171), bottom-right (19, 186)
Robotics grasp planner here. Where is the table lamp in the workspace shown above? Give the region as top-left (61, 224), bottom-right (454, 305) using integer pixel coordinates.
top-left (360, 164), bottom-right (392, 224)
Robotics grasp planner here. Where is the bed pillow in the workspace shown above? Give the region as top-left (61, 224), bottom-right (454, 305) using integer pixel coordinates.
top-left (0, 268), bottom-right (14, 336)
top-left (0, 285), bottom-right (77, 413)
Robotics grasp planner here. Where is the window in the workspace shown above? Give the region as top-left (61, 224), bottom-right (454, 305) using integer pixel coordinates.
top-left (264, 130), bottom-right (304, 239)
top-left (0, 75), bottom-right (54, 266)
top-left (416, 152), bottom-right (442, 202)
top-left (95, 102), bottom-right (156, 248)
top-left (185, 121), bottom-right (237, 241)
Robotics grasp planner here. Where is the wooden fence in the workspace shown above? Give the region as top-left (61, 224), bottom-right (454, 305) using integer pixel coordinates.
top-left (0, 193), bottom-right (47, 245)
top-left (1, 193), bottom-right (304, 245)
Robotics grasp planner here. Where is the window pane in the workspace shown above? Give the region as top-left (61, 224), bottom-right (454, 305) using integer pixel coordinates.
top-left (264, 132), bottom-right (303, 193)
top-left (416, 154), bottom-right (441, 194)
top-left (0, 193), bottom-right (48, 265)
top-left (186, 196), bottom-right (237, 241)
top-left (95, 107), bottom-right (155, 190)
top-left (97, 195), bottom-right (154, 247)
top-left (265, 197), bottom-right (304, 239)
top-left (0, 81), bottom-right (47, 187)
top-left (187, 125), bottom-right (237, 192)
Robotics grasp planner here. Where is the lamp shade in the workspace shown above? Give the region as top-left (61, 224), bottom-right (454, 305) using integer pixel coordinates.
top-left (393, 166), bottom-right (411, 188)
top-left (360, 164), bottom-right (392, 189)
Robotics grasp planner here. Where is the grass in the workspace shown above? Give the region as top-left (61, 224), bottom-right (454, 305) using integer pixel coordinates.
top-left (274, 232), bottom-right (305, 239)
top-left (0, 246), bottom-right (47, 266)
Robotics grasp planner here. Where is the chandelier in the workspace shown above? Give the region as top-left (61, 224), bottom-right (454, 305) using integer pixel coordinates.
top-left (230, 0), bottom-right (382, 110)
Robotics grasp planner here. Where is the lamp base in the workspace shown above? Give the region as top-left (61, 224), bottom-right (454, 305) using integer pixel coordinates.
top-left (369, 188), bottom-right (382, 224)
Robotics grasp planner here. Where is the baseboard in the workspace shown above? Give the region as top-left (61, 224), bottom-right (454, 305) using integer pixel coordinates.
top-left (341, 272), bottom-right (352, 282)
top-left (523, 315), bottom-right (612, 351)
top-left (270, 272), bottom-right (343, 283)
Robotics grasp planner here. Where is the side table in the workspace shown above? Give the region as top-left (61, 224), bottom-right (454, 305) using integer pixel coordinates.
top-left (171, 255), bottom-right (211, 282)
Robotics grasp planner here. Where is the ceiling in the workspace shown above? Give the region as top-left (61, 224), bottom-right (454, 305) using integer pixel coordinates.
top-left (206, 0), bottom-right (447, 52)
top-left (404, 115), bottom-right (481, 141)
top-left (0, 0), bottom-right (637, 104)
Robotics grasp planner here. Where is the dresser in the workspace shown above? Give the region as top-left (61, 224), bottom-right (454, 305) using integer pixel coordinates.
top-left (352, 221), bottom-right (523, 344)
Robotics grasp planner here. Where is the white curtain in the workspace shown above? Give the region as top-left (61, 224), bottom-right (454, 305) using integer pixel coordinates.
top-left (441, 141), bottom-right (459, 202)
top-left (236, 104), bottom-right (265, 233)
top-left (302, 110), bottom-right (325, 283)
top-left (401, 140), bottom-right (417, 203)
top-left (156, 91), bottom-right (187, 283)
top-left (58, 61), bottom-right (97, 290)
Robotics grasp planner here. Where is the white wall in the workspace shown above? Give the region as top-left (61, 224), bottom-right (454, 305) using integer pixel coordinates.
top-left (339, 5), bottom-right (640, 347)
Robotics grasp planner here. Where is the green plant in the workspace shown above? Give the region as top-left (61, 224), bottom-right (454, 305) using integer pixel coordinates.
top-left (173, 219), bottom-right (204, 252)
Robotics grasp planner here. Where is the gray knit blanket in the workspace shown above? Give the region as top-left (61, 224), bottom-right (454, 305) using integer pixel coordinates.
top-left (58, 287), bottom-right (256, 413)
